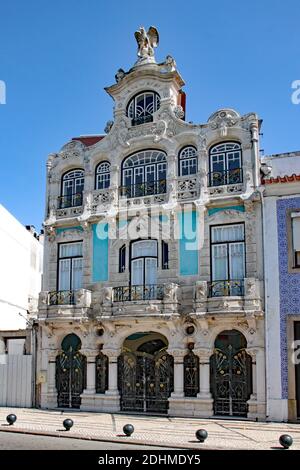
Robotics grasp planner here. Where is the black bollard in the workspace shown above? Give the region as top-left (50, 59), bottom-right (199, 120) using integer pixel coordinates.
top-left (6, 414), bottom-right (17, 426)
top-left (279, 434), bottom-right (293, 449)
top-left (195, 429), bottom-right (208, 443)
top-left (123, 424), bottom-right (134, 436)
top-left (63, 418), bottom-right (74, 431)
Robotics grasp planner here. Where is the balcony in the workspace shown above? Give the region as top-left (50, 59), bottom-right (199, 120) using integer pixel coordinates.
top-left (48, 290), bottom-right (75, 305)
top-left (58, 193), bottom-right (83, 209)
top-left (38, 289), bottom-right (92, 320)
top-left (119, 180), bottom-right (168, 208)
top-left (119, 180), bottom-right (167, 199)
top-left (207, 279), bottom-right (244, 297)
top-left (56, 193), bottom-right (83, 218)
top-left (113, 284), bottom-right (164, 302)
top-left (109, 283), bottom-right (179, 317)
top-left (193, 278), bottom-right (263, 322)
top-left (208, 168), bottom-right (243, 196)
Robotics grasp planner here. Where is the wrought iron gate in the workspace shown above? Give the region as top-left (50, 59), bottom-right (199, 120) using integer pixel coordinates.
top-left (118, 349), bottom-right (174, 413)
top-left (56, 345), bottom-right (86, 408)
top-left (210, 342), bottom-right (252, 417)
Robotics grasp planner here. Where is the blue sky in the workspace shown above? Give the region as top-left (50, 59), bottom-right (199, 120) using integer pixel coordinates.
top-left (0, 0), bottom-right (299, 229)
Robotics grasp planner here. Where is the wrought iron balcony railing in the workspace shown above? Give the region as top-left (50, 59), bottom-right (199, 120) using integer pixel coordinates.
top-left (208, 168), bottom-right (243, 187)
top-left (208, 279), bottom-right (244, 297)
top-left (131, 114), bottom-right (153, 126)
top-left (113, 284), bottom-right (164, 302)
top-left (58, 192), bottom-right (83, 209)
top-left (48, 290), bottom-right (75, 305)
top-left (119, 180), bottom-right (167, 199)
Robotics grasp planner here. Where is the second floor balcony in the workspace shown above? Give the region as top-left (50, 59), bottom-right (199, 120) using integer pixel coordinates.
top-left (38, 288), bottom-right (92, 319)
top-left (208, 168), bottom-right (243, 195)
top-left (119, 180), bottom-right (167, 199)
top-left (113, 284), bottom-right (164, 302)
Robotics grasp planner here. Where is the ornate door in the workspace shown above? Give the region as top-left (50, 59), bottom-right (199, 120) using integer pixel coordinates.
top-left (210, 330), bottom-right (252, 417)
top-left (118, 349), bottom-right (173, 413)
top-left (55, 334), bottom-right (86, 408)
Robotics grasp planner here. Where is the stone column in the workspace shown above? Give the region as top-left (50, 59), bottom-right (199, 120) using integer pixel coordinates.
top-left (169, 349), bottom-right (186, 398)
top-left (82, 352), bottom-right (98, 395)
top-left (194, 348), bottom-right (212, 399)
top-left (246, 347), bottom-right (266, 420)
top-left (193, 348), bottom-right (214, 418)
top-left (46, 352), bottom-right (58, 408)
top-left (101, 348), bottom-right (121, 412)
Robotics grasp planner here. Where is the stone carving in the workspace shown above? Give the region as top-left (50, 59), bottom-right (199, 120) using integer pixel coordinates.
top-left (173, 105), bottom-right (184, 120)
top-left (134, 26), bottom-right (159, 64)
top-left (151, 120), bottom-right (167, 142)
top-left (198, 131), bottom-right (207, 151)
top-left (208, 109), bottom-right (239, 136)
top-left (116, 119), bottom-right (130, 147)
top-left (177, 177), bottom-right (198, 200)
top-left (146, 304), bottom-right (160, 313)
top-left (161, 55), bottom-right (176, 72)
top-left (100, 287), bottom-right (113, 304)
top-left (164, 283), bottom-right (178, 303)
top-left (245, 278), bottom-right (256, 297)
top-left (45, 225), bottom-right (56, 242)
top-left (59, 140), bottom-right (84, 160)
top-left (115, 68), bottom-right (125, 83)
top-left (104, 120), bottom-right (114, 134)
top-left (195, 281), bottom-right (207, 300)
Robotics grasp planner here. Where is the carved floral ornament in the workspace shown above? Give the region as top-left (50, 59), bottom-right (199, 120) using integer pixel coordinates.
top-left (208, 109), bottom-right (240, 137)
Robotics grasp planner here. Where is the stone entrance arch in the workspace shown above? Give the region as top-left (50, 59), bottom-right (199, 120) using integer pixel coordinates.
top-left (118, 331), bottom-right (174, 413)
top-left (55, 333), bottom-right (86, 408)
top-left (210, 330), bottom-right (252, 417)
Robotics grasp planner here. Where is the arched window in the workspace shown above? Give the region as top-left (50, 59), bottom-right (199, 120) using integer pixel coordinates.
top-left (95, 161), bottom-right (110, 190)
top-left (121, 150), bottom-right (167, 198)
top-left (178, 146), bottom-right (197, 176)
top-left (127, 91), bottom-right (160, 126)
top-left (59, 169), bottom-right (84, 208)
top-left (209, 142), bottom-right (242, 187)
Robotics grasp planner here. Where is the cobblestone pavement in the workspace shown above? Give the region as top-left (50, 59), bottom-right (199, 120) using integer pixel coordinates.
top-left (0, 407), bottom-right (299, 450)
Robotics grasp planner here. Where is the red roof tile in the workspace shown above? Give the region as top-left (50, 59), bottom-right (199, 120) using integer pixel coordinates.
top-left (72, 136), bottom-right (105, 147)
top-left (262, 174), bottom-right (300, 184)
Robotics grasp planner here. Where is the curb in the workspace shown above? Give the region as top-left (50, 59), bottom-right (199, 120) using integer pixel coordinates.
top-left (0, 427), bottom-right (218, 450)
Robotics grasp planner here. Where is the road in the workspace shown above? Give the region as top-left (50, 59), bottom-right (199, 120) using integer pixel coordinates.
top-left (0, 431), bottom-right (175, 450)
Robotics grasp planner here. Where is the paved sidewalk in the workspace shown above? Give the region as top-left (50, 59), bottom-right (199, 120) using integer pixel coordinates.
top-left (0, 407), bottom-right (299, 450)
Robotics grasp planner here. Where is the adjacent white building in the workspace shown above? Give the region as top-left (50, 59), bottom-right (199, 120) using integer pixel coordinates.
top-left (0, 204), bottom-right (43, 354)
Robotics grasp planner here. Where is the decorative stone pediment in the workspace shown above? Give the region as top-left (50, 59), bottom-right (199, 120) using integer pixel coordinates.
top-left (59, 140), bottom-right (85, 160)
top-left (208, 109), bottom-right (240, 136)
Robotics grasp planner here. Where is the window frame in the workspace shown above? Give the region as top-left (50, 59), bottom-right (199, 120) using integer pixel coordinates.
top-left (210, 222), bottom-right (246, 282)
top-left (126, 90), bottom-right (161, 126)
top-left (129, 239), bottom-right (158, 287)
top-left (57, 240), bottom-right (83, 291)
top-left (178, 146), bottom-right (198, 177)
top-left (95, 161), bottom-right (111, 190)
top-left (209, 142), bottom-right (243, 187)
top-left (287, 209), bottom-right (300, 272)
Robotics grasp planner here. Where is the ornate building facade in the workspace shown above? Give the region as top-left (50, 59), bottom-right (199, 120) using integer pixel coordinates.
top-left (37, 27), bottom-right (266, 419)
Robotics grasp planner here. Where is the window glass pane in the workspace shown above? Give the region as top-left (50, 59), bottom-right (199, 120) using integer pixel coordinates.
top-left (212, 225), bottom-right (244, 243)
top-left (60, 242), bottom-right (82, 258)
top-left (229, 242), bottom-right (245, 279)
top-left (132, 240), bottom-right (157, 258)
top-left (131, 258), bottom-right (143, 285)
top-left (212, 244), bottom-right (228, 280)
top-left (145, 258), bottom-right (157, 285)
top-left (72, 258), bottom-right (83, 289)
top-left (58, 259), bottom-right (71, 291)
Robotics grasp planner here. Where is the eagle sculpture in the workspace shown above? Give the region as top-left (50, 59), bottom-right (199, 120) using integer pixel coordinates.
top-left (134, 26), bottom-right (159, 60)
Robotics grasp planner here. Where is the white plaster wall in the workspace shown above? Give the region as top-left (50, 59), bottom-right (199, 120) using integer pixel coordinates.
top-left (263, 154), bottom-right (300, 178)
top-left (263, 196), bottom-right (288, 421)
top-left (0, 205), bottom-right (43, 330)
